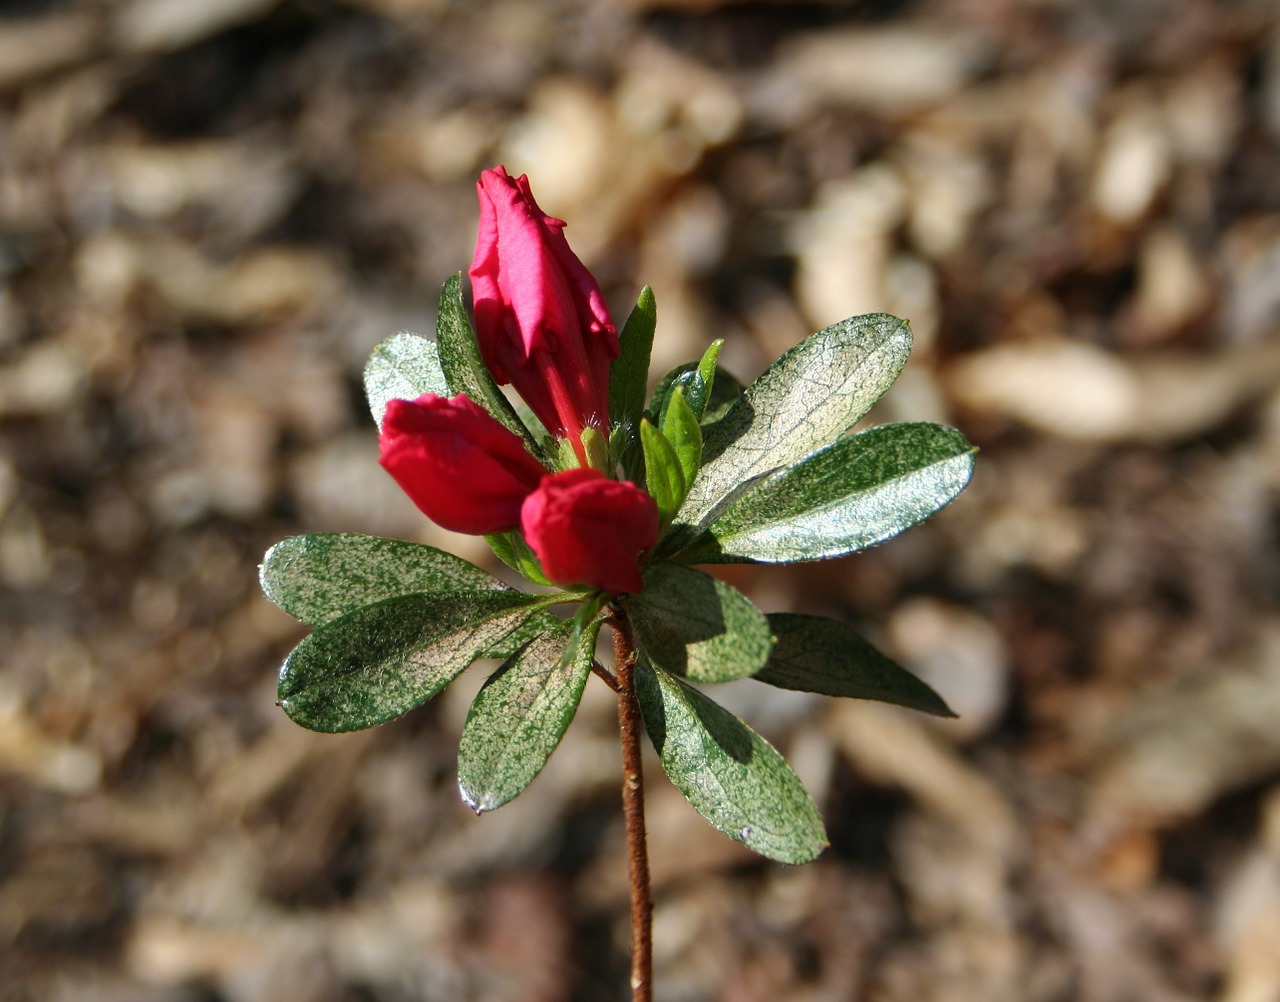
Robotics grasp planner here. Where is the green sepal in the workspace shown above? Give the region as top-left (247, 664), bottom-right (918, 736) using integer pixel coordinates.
top-left (675, 422), bottom-right (975, 565)
top-left (434, 273), bottom-right (550, 464)
top-left (640, 418), bottom-right (687, 528)
top-left (659, 386), bottom-right (703, 493)
top-left (624, 562), bottom-right (773, 683)
top-left (754, 613), bottom-right (954, 716)
top-left (363, 332), bottom-right (450, 430)
top-left (276, 590), bottom-right (556, 733)
top-left (457, 618), bottom-right (601, 813)
top-left (636, 658), bottom-right (827, 864)
top-left (581, 426), bottom-right (612, 473)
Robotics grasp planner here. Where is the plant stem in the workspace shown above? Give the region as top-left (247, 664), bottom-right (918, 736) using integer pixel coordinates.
top-left (609, 606), bottom-right (653, 1002)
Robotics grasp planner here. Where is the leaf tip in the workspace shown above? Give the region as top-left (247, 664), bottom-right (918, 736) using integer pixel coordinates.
top-left (459, 785), bottom-right (493, 815)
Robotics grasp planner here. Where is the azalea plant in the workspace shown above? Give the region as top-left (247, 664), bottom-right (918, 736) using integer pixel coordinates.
top-left (261, 166), bottom-right (975, 1000)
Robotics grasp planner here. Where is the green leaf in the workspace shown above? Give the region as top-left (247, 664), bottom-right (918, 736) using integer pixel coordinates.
top-left (457, 619), bottom-right (601, 813)
top-left (485, 531), bottom-right (554, 587)
top-left (636, 659), bottom-right (827, 864)
top-left (754, 614), bottom-right (954, 716)
top-left (277, 591), bottom-right (550, 733)
top-left (640, 419), bottom-right (686, 527)
top-left (364, 332), bottom-right (451, 430)
top-left (660, 386), bottom-right (703, 491)
top-left (673, 313), bottom-right (913, 535)
top-left (434, 274), bottom-right (547, 462)
top-left (698, 367), bottom-right (744, 433)
top-left (656, 338), bottom-right (723, 423)
top-left (564, 591), bottom-right (607, 666)
top-left (609, 286), bottom-right (656, 432)
top-left (695, 339), bottom-right (724, 415)
top-left (625, 563), bottom-right (773, 683)
top-left (261, 533), bottom-right (503, 626)
top-left (650, 360), bottom-right (742, 429)
top-left (676, 423), bottom-right (975, 564)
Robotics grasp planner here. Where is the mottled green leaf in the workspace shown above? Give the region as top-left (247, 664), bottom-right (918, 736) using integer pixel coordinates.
top-left (261, 533), bottom-right (503, 626)
top-left (457, 619), bottom-right (601, 813)
top-left (755, 613), bottom-right (954, 716)
top-left (676, 423), bottom-right (974, 564)
top-left (636, 659), bottom-right (826, 864)
top-left (625, 563), bottom-right (773, 683)
top-left (277, 590), bottom-right (551, 733)
top-left (610, 286), bottom-right (656, 431)
top-left (434, 273), bottom-right (547, 461)
top-left (640, 419), bottom-right (686, 527)
top-left (364, 332), bottom-right (451, 430)
top-left (672, 313), bottom-right (913, 537)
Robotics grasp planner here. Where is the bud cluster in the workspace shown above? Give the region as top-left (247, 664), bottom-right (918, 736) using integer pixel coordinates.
top-left (378, 166), bottom-right (658, 593)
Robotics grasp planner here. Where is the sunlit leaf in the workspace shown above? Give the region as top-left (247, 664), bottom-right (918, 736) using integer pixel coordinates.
top-left (671, 313), bottom-right (913, 540)
top-left (261, 533), bottom-right (503, 626)
top-left (676, 423), bottom-right (974, 564)
top-left (364, 332), bottom-right (451, 430)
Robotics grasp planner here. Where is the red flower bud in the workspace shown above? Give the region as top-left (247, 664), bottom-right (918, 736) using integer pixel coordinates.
top-left (520, 468), bottom-right (659, 594)
top-left (469, 166), bottom-right (618, 461)
top-left (379, 394), bottom-right (546, 535)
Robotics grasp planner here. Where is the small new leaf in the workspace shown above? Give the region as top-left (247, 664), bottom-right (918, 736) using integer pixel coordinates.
top-left (636, 659), bottom-right (827, 864)
top-left (754, 613), bottom-right (954, 716)
top-left (660, 386), bottom-right (703, 492)
top-left (694, 339), bottom-right (724, 416)
top-left (650, 361), bottom-right (743, 432)
top-left (640, 419), bottom-right (686, 527)
top-left (610, 286), bottom-right (657, 431)
top-left (625, 563), bottom-right (773, 683)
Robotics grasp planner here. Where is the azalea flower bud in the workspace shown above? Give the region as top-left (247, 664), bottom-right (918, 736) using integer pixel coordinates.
top-left (380, 394), bottom-right (547, 535)
top-left (469, 166), bottom-right (619, 462)
top-left (521, 468), bottom-right (659, 594)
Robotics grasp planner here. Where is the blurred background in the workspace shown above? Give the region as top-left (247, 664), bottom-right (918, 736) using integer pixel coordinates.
top-left (3, 0), bottom-right (1280, 999)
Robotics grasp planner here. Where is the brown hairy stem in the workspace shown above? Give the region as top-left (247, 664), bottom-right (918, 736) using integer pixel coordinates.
top-left (591, 658), bottom-right (623, 694)
top-left (608, 605), bottom-right (653, 1002)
